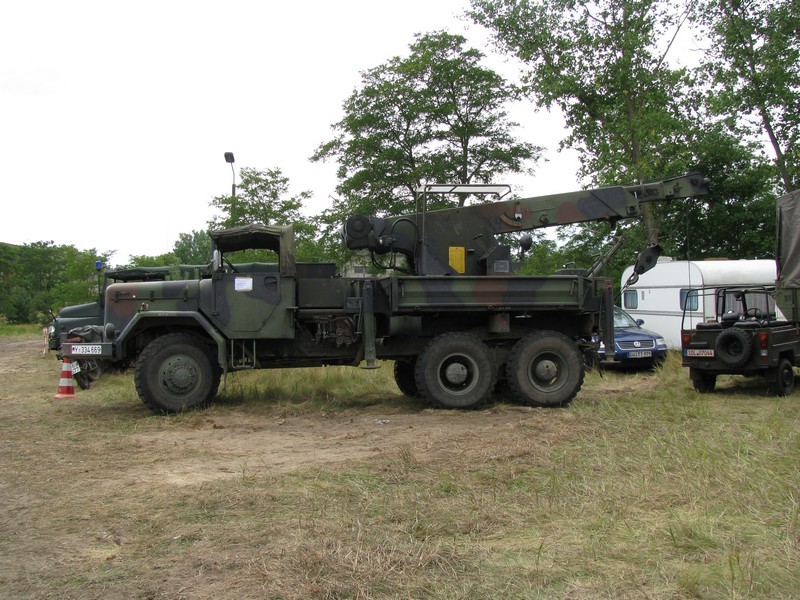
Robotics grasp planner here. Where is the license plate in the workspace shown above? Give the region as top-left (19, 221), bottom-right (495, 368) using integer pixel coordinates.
top-left (71, 361), bottom-right (82, 374)
top-left (685, 348), bottom-right (715, 357)
top-left (72, 344), bottom-right (102, 355)
top-left (628, 350), bottom-right (652, 358)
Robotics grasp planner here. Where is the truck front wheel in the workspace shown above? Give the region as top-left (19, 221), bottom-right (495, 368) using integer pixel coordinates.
top-left (134, 333), bottom-right (221, 414)
top-left (507, 332), bottom-right (584, 407)
top-left (415, 333), bottom-right (495, 409)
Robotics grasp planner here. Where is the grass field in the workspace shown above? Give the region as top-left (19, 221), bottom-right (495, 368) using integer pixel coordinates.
top-left (1, 332), bottom-right (798, 599)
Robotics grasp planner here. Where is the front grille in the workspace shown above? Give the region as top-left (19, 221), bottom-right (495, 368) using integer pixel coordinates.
top-left (618, 340), bottom-right (655, 350)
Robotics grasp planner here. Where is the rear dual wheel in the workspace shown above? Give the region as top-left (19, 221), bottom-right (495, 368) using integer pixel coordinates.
top-left (415, 333), bottom-right (495, 409)
top-left (507, 332), bottom-right (584, 407)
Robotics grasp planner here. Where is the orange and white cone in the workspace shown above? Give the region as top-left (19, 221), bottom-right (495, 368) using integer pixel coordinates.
top-left (54, 357), bottom-right (76, 398)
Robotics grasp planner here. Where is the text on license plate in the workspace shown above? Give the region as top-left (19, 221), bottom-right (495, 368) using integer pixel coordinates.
top-left (627, 350), bottom-right (652, 358)
top-left (685, 349), bottom-right (715, 357)
top-left (71, 361), bottom-right (81, 374)
top-left (72, 345), bottom-right (102, 355)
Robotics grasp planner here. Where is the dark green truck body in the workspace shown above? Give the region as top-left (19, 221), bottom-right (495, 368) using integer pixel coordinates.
top-left (65, 175), bottom-right (708, 413)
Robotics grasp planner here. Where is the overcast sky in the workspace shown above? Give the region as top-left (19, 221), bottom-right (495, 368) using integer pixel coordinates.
top-left (2, 0), bottom-right (580, 266)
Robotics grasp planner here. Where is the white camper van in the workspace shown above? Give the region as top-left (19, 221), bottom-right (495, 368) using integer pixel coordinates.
top-left (620, 258), bottom-right (777, 348)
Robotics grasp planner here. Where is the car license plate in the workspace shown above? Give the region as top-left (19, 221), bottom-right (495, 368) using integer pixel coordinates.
top-left (72, 344), bottom-right (102, 355)
top-left (685, 349), bottom-right (715, 357)
top-left (628, 350), bottom-right (652, 358)
top-left (71, 361), bottom-right (82, 374)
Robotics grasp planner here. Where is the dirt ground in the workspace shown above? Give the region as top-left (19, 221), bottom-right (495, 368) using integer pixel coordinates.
top-left (0, 337), bottom-right (572, 484)
top-left (0, 335), bottom-right (582, 599)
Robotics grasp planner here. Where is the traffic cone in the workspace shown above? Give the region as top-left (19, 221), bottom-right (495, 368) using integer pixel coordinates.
top-left (54, 357), bottom-right (76, 398)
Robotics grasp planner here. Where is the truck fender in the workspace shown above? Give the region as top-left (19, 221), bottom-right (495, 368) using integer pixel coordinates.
top-left (110, 310), bottom-right (228, 369)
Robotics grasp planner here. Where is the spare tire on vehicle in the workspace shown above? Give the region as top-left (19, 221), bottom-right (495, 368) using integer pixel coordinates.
top-left (714, 328), bottom-right (754, 368)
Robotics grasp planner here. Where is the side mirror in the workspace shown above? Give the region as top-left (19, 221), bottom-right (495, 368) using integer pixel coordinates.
top-left (211, 249), bottom-right (222, 272)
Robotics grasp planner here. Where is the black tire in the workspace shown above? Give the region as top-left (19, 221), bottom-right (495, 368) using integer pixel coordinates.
top-left (393, 359), bottom-right (419, 397)
top-left (715, 329), bottom-right (754, 368)
top-left (507, 331), bottom-right (584, 407)
top-left (134, 333), bottom-right (221, 414)
top-left (414, 333), bottom-right (495, 409)
top-left (768, 358), bottom-right (795, 397)
top-left (690, 369), bottom-right (717, 393)
top-left (74, 370), bottom-right (91, 390)
top-left (84, 360), bottom-right (103, 381)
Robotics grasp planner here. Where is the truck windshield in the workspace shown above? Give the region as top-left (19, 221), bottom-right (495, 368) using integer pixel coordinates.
top-left (719, 288), bottom-right (775, 317)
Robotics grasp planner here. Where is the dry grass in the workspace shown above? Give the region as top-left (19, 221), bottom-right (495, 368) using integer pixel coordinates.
top-left (1, 337), bottom-right (799, 599)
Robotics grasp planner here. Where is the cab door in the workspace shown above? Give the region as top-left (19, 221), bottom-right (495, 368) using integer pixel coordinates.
top-left (202, 270), bottom-right (295, 339)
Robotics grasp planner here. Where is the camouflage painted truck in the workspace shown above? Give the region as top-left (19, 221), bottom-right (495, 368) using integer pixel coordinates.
top-left (65, 174), bottom-right (708, 413)
top-left (50, 266), bottom-right (204, 355)
top-left (681, 189), bottom-right (800, 395)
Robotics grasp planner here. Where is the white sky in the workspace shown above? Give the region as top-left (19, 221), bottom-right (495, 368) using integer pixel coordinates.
top-left (1, 0), bottom-right (581, 266)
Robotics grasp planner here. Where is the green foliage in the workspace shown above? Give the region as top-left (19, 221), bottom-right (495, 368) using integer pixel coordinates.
top-left (470, 0), bottom-right (696, 186)
top-left (0, 243), bottom-right (18, 319)
top-left (209, 166), bottom-right (324, 262)
top-left (125, 252), bottom-right (177, 268)
top-left (695, 0), bottom-right (800, 192)
top-left (0, 241), bottom-right (109, 323)
top-left (172, 230), bottom-right (212, 265)
top-left (312, 30), bottom-right (540, 259)
top-left (470, 0), bottom-right (780, 279)
top-left (514, 232), bottom-right (569, 275)
top-left (669, 126), bottom-right (776, 260)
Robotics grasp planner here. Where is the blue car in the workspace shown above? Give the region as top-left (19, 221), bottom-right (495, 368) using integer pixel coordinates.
top-left (598, 307), bottom-right (668, 368)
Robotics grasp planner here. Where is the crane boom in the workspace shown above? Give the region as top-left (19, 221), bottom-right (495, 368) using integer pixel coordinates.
top-left (343, 172), bottom-right (709, 276)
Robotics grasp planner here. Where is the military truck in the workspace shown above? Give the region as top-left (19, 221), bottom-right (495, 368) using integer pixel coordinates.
top-left (50, 265), bottom-right (209, 354)
top-left (681, 189), bottom-right (800, 395)
top-left (65, 174), bottom-right (708, 413)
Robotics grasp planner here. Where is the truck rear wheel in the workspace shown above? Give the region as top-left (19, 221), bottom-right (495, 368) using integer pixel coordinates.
top-left (393, 359), bottom-right (419, 397)
top-left (415, 333), bottom-right (495, 409)
top-left (507, 332), bottom-right (584, 407)
top-left (135, 333), bottom-right (220, 414)
top-left (768, 358), bottom-right (795, 396)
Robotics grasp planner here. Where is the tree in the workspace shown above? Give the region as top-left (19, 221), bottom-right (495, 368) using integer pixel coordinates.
top-left (312, 31), bottom-right (540, 218)
top-left (209, 166), bottom-right (321, 262)
top-left (0, 243), bottom-right (18, 320)
top-left (695, 0), bottom-right (799, 192)
top-left (469, 0), bottom-right (698, 246)
top-left (2, 242), bottom-right (110, 323)
top-left (172, 230), bottom-right (212, 265)
top-left (49, 246), bottom-right (106, 313)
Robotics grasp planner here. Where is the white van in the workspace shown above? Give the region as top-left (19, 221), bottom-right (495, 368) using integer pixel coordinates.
top-left (620, 258), bottom-right (778, 348)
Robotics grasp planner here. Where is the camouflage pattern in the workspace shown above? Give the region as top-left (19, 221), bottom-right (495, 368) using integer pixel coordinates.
top-left (50, 265), bottom-right (201, 353)
top-left (63, 176), bottom-right (707, 413)
top-left (344, 173), bottom-right (709, 276)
